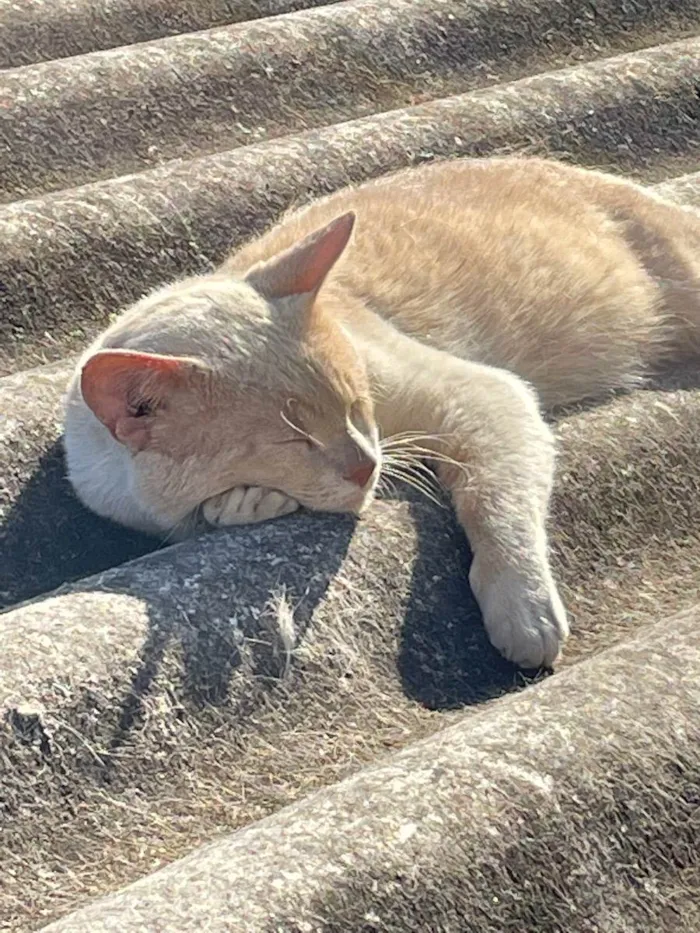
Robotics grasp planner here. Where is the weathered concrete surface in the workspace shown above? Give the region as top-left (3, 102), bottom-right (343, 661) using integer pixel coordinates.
top-left (3, 39), bottom-right (700, 376)
top-left (4, 0), bottom-right (699, 202)
top-left (1, 158), bottom-right (699, 932)
top-left (3, 370), bottom-right (700, 928)
top-left (0, 0), bottom-right (342, 68)
top-left (2, 0), bottom-right (700, 927)
top-left (37, 611), bottom-right (700, 932)
top-left (0, 474), bottom-right (488, 929)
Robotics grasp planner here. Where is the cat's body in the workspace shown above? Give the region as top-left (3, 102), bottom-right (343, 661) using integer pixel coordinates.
top-left (229, 157), bottom-right (700, 402)
top-left (64, 156), bottom-right (700, 668)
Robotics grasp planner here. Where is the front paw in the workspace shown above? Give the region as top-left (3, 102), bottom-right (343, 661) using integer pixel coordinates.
top-left (469, 558), bottom-right (569, 669)
top-left (202, 486), bottom-right (299, 527)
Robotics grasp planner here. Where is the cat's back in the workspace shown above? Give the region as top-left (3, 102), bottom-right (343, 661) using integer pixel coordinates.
top-left (226, 156), bottom-right (674, 266)
top-left (227, 157), bottom-right (575, 270)
top-left (226, 157), bottom-right (673, 328)
top-left (228, 157), bottom-right (700, 404)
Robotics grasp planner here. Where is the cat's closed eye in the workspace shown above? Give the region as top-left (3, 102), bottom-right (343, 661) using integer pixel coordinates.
top-left (280, 437), bottom-right (314, 450)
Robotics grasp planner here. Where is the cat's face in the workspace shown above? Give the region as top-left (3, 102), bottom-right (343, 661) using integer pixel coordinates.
top-left (78, 212), bottom-right (381, 534)
top-left (132, 320), bottom-right (378, 529)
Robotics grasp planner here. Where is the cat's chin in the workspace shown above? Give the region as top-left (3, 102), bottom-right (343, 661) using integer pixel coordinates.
top-left (349, 492), bottom-right (377, 519)
top-left (343, 478), bottom-right (379, 516)
top-left (306, 486), bottom-right (375, 518)
top-left (353, 492), bottom-right (376, 517)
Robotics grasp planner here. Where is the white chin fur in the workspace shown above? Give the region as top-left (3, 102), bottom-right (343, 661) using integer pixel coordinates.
top-left (63, 399), bottom-right (164, 537)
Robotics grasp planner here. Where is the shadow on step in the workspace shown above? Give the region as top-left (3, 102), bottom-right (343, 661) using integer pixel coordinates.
top-left (0, 436), bottom-right (154, 611)
top-left (0, 436), bottom-right (529, 744)
top-left (397, 495), bottom-right (530, 712)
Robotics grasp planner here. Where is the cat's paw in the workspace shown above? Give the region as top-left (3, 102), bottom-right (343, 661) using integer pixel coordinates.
top-left (469, 558), bottom-right (569, 669)
top-left (202, 486), bottom-right (300, 527)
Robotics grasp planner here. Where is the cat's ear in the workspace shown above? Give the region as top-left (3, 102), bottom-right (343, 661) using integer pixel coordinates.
top-left (245, 211), bottom-right (355, 300)
top-left (80, 349), bottom-right (206, 451)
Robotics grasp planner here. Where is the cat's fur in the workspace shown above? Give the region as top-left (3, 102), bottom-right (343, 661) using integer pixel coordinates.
top-left (64, 156), bottom-right (700, 668)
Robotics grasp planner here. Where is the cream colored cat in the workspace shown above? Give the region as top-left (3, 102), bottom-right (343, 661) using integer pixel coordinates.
top-left (64, 156), bottom-right (700, 669)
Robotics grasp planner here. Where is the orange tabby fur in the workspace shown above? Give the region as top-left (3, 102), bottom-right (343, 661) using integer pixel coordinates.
top-left (64, 156), bottom-right (700, 668)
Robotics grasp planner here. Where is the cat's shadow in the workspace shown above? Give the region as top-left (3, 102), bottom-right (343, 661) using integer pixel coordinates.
top-left (0, 436), bottom-right (155, 611)
top-left (0, 438), bottom-right (355, 753)
top-left (395, 363), bottom-right (700, 709)
top-left (1, 436), bottom-right (523, 764)
top-left (395, 490), bottom-right (530, 710)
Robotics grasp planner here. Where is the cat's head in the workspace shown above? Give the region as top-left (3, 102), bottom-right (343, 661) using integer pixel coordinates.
top-left (74, 212), bottom-right (381, 535)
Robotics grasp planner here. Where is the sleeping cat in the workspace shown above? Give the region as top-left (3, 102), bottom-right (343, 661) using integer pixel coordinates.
top-left (64, 156), bottom-right (700, 669)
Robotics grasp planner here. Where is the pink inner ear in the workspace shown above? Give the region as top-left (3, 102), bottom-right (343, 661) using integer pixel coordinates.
top-left (287, 211), bottom-right (356, 296)
top-left (248, 211), bottom-right (356, 298)
top-left (81, 349), bottom-right (185, 449)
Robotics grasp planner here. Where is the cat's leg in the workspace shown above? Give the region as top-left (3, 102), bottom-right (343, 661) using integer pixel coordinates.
top-left (379, 354), bottom-right (568, 668)
top-left (202, 486), bottom-right (299, 527)
top-left (440, 365), bottom-right (567, 668)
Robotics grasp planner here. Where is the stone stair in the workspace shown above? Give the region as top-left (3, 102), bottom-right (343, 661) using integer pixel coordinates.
top-left (1, 0), bottom-right (699, 929)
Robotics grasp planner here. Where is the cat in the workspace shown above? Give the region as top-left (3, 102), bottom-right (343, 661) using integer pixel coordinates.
top-left (64, 156), bottom-right (700, 669)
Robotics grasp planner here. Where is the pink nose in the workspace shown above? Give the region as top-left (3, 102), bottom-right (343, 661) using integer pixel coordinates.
top-left (345, 460), bottom-right (376, 489)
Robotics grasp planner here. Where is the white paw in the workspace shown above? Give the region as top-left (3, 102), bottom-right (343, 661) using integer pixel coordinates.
top-left (202, 486), bottom-right (300, 527)
top-left (469, 557), bottom-right (569, 669)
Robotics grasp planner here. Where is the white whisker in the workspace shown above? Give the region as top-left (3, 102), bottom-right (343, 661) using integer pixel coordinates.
top-left (384, 459), bottom-right (443, 495)
top-left (381, 463), bottom-right (447, 508)
top-left (159, 506), bottom-right (200, 547)
top-left (381, 436), bottom-right (470, 478)
top-left (380, 429), bottom-right (454, 447)
top-left (376, 474), bottom-right (399, 500)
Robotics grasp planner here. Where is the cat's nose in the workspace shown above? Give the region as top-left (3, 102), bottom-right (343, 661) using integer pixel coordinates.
top-left (344, 457), bottom-right (376, 489)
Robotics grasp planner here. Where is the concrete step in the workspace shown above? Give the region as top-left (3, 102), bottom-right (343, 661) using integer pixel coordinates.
top-left (3, 0), bottom-right (700, 203)
top-left (0, 0), bottom-right (343, 68)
